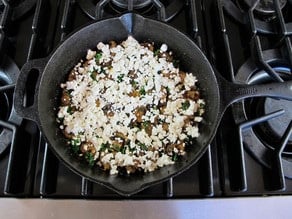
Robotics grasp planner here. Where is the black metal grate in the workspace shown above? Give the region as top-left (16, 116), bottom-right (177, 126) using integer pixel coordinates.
top-left (0, 0), bottom-right (292, 199)
top-left (77, 0), bottom-right (185, 21)
top-left (211, 0), bottom-right (292, 195)
top-left (0, 0), bottom-right (218, 198)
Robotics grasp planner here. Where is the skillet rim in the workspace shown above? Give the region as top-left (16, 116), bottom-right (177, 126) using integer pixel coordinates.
top-left (37, 12), bottom-right (221, 196)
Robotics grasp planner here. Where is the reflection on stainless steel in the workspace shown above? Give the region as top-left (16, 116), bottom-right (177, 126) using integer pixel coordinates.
top-left (1, 197), bottom-right (292, 218)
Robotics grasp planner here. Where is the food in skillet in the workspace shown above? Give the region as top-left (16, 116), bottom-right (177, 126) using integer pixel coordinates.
top-left (57, 36), bottom-right (205, 175)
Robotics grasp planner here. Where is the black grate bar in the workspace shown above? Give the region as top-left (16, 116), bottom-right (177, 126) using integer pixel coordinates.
top-left (189, 0), bottom-right (198, 37)
top-left (61, 0), bottom-right (73, 41)
top-left (164, 177), bottom-right (173, 198)
top-left (217, 0), bottom-right (226, 33)
top-left (284, 36), bottom-right (292, 70)
top-left (0, 83), bottom-right (15, 91)
top-left (152, 0), bottom-right (166, 21)
top-left (81, 178), bottom-right (93, 196)
top-left (199, 146), bottom-right (214, 196)
top-left (0, 31), bottom-right (4, 52)
top-left (247, 1), bottom-right (259, 36)
top-left (271, 121), bottom-right (292, 191)
top-left (1, 120), bottom-right (17, 194)
top-left (95, 0), bottom-right (110, 20)
top-left (221, 0), bottom-right (245, 24)
top-left (39, 143), bottom-right (48, 195)
top-left (27, 0), bottom-right (45, 61)
top-left (240, 109), bottom-right (285, 130)
top-left (190, 0), bottom-right (202, 49)
top-left (217, 0), bottom-right (235, 81)
top-left (274, 0), bottom-right (287, 36)
top-left (40, 143), bottom-right (58, 196)
top-left (247, 1), bottom-right (285, 81)
top-left (253, 36), bottom-right (284, 82)
top-left (127, 0), bottom-right (134, 11)
top-left (0, 1), bottom-right (10, 55)
top-left (273, 0), bottom-right (292, 68)
top-left (0, 0), bottom-right (10, 31)
top-left (230, 128), bottom-right (247, 192)
top-left (239, 110), bottom-right (286, 190)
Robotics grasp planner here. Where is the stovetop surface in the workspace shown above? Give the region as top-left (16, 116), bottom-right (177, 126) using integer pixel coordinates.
top-left (0, 0), bottom-right (291, 198)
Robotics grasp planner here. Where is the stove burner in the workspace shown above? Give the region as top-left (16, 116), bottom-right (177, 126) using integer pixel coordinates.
top-left (77, 0), bottom-right (185, 22)
top-left (0, 0), bottom-right (36, 21)
top-left (244, 0), bottom-right (287, 15)
top-left (0, 54), bottom-right (21, 155)
top-left (222, 0), bottom-right (292, 34)
top-left (111, 0), bottom-right (152, 9)
top-left (108, 0), bottom-right (154, 15)
top-left (264, 98), bottom-right (292, 142)
top-left (232, 49), bottom-right (292, 177)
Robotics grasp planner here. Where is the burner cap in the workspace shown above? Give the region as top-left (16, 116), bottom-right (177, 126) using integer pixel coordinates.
top-left (244, 0), bottom-right (287, 15)
top-left (264, 97), bottom-right (292, 142)
top-left (111, 0), bottom-right (152, 9)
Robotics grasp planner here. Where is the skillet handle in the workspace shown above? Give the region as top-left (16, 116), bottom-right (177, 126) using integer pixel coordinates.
top-left (219, 76), bottom-right (292, 112)
top-left (13, 58), bottom-right (48, 124)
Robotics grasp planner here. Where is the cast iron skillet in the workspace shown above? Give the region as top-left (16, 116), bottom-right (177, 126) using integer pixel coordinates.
top-left (13, 13), bottom-right (292, 196)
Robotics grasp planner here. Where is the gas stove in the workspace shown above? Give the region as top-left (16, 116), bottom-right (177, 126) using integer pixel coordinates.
top-left (0, 0), bottom-right (291, 199)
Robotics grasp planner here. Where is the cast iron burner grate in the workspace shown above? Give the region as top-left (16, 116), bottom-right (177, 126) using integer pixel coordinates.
top-left (0, 0), bottom-right (36, 21)
top-left (77, 0), bottom-right (185, 21)
top-left (222, 0), bottom-right (292, 34)
top-left (232, 49), bottom-right (292, 179)
top-left (111, 0), bottom-right (152, 8)
top-left (0, 54), bottom-right (21, 155)
top-left (244, 0), bottom-right (287, 15)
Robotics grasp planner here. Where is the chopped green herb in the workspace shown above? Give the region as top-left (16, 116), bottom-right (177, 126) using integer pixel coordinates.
top-left (142, 121), bottom-right (150, 129)
top-left (181, 100), bottom-right (190, 110)
top-left (90, 71), bottom-right (97, 81)
top-left (138, 143), bottom-right (148, 151)
top-left (120, 146), bottom-right (127, 154)
top-left (128, 145), bottom-right (136, 153)
top-left (85, 152), bottom-right (95, 167)
top-left (112, 144), bottom-right (121, 152)
top-left (100, 68), bottom-right (106, 74)
top-left (67, 106), bottom-right (73, 114)
top-left (154, 49), bottom-right (160, 56)
top-left (71, 144), bottom-right (79, 154)
top-left (172, 153), bottom-right (178, 161)
top-left (71, 138), bottom-right (81, 146)
top-left (199, 102), bottom-right (205, 108)
top-left (117, 74), bottom-right (125, 83)
top-left (95, 52), bottom-right (102, 62)
top-left (71, 138), bottom-right (81, 154)
top-left (100, 142), bottom-right (110, 152)
top-left (131, 80), bottom-right (138, 89)
top-left (139, 86), bottom-right (146, 95)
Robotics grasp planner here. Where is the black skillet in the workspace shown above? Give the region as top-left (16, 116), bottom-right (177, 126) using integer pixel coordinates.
top-left (13, 13), bottom-right (292, 196)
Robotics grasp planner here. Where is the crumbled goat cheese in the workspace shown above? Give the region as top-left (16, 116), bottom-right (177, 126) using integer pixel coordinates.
top-left (57, 36), bottom-right (205, 175)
